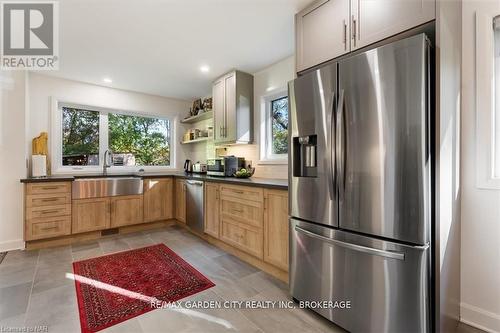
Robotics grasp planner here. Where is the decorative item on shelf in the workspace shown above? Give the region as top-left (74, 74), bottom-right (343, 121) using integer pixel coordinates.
top-left (192, 99), bottom-right (203, 115)
top-left (207, 126), bottom-right (213, 138)
top-left (202, 97), bottom-right (212, 112)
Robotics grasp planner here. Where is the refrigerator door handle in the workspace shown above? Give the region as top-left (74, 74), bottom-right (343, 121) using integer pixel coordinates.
top-left (328, 91), bottom-right (336, 201)
top-left (336, 89), bottom-right (346, 199)
top-left (294, 226), bottom-right (406, 261)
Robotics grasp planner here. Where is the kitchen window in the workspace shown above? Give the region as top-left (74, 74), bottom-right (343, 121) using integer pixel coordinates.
top-left (54, 101), bottom-right (173, 173)
top-left (260, 91), bottom-right (289, 163)
top-left (494, 15), bottom-right (500, 179)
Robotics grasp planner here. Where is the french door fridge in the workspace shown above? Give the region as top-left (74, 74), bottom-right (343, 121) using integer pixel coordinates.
top-left (289, 34), bottom-right (431, 332)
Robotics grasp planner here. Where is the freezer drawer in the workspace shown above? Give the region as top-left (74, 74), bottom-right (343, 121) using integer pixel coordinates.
top-left (290, 218), bottom-right (429, 333)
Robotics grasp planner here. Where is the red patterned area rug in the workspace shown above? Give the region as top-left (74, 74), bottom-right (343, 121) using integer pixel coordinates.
top-left (72, 243), bottom-right (215, 333)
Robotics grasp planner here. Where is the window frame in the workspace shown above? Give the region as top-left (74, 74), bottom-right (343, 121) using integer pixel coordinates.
top-left (476, 12), bottom-right (500, 189)
top-left (50, 98), bottom-right (176, 174)
top-left (259, 88), bottom-right (289, 164)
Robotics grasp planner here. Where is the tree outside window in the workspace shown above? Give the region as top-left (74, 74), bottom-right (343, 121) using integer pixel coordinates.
top-left (61, 106), bottom-right (171, 167)
top-left (271, 96), bottom-right (288, 155)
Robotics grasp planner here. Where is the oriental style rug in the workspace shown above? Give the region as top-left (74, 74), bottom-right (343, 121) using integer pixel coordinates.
top-left (72, 243), bottom-right (215, 333)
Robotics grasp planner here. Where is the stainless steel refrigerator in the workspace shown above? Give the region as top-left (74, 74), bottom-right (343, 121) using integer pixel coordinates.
top-left (288, 34), bottom-right (431, 332)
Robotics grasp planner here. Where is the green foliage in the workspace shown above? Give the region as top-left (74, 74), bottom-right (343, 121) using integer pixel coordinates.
top-left (108, 113), bottom-right (170, 166)
top-left (271, 97), bottom-right (288, 155)
top-left (62, 107), bottom-right (99, 155)
top-left (62, 108), bottom-right (171, 166)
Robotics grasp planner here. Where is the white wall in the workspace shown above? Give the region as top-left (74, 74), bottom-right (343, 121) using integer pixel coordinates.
top-left (461, 2), bottom-right (500, 332)
top-left (226, 56), bottom-right (295, 179)
top-left (28, 73), bottom-right (191, 171)
top-left (0, 71), bottom-right (28, 252)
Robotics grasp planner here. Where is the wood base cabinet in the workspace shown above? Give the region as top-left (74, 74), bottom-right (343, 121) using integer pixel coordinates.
top-left (144, 178), bottom-right (173, 222)
top-left (263, 189), bottom-right (289, 271)
top-left (72, 198), bottom-right (110, 234)
top-left (204, 182), bottom-right (220, 238)
top-left (25, 182), bottom-right (72, 241)
top-left (175, 179), bottom-right (186, 223)
top-left (110, 195), bottom-right (143, 227)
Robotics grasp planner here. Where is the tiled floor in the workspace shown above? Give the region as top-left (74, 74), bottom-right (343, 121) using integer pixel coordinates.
top-left (0, 225), bottom-right (345, 333)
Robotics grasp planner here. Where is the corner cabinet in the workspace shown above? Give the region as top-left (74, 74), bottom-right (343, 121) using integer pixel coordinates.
top-left (144, 178), bottom-right (174, 222)
top-left (295, 0), bottom-right (435, 72)
top-left (213, 71), bottom-right (254, 145)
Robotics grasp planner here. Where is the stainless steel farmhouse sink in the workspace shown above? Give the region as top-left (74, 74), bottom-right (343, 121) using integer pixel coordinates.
top-left (72, 177), bottom-right (143, 199)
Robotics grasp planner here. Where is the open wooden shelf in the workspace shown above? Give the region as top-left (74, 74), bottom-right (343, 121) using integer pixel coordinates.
top-left (181, 137), bottom-right (209, 145)
top-left (180, 111), bottom-right (213, 124)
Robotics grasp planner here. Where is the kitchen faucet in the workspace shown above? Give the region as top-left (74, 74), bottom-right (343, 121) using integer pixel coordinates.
top-left (103, 150), bottom-right (113, 175)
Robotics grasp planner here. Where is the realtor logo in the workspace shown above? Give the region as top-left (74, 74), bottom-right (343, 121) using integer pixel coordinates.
top-left (1, 1), bottom-right (59, 70)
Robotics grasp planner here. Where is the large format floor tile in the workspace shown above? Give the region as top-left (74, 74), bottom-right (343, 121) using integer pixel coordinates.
top-left (0, 225), bottom-right (349, 333)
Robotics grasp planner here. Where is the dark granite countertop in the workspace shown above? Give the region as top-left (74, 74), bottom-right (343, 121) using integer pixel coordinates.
top-left (20, 172), bottom-right (288, 190)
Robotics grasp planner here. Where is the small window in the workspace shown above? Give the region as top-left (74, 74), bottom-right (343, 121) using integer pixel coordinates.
top-left (270, 96), bottom-right (289, 155)
top-left (108, 113), bottom-right (171, 166)
top-left (260, 91), bottom-right (289, 163)
top-left (62, 107), bottom-right (99, 166)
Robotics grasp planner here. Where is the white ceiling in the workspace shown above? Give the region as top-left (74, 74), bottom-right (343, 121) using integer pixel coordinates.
top-left (42, 0), bottom-right (311, 100)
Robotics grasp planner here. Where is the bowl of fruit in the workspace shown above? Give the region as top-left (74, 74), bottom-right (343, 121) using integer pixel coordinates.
top-left (234, 167), bottom-right (255, 178)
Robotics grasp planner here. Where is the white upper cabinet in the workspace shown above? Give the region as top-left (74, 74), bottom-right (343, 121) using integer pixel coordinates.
top-left (296, 0), bottom-right (436, 72)
top-left (351, 0), bottom-right (435, 50)
top-left (296, 0), bottom-right (350, 72)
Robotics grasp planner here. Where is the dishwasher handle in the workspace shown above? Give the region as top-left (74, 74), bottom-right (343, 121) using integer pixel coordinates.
top-left (186, 180), bottom-right (203, 186)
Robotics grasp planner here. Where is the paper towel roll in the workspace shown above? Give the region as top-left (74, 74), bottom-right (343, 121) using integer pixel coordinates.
top-left (32, 155), bottom-right (47, 177)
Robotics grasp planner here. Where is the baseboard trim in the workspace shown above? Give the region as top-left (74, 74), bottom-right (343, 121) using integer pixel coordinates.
top-left (461, 302), bottom-right (500, 333)
top-left (0, 239), bottom-right (25, 252)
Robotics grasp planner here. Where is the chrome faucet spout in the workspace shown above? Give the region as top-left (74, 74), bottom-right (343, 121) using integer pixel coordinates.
top-left (103, 150), bottom-right (113, 175)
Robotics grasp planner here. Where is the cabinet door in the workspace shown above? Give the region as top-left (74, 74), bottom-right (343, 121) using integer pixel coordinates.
top-left (351, 0), bottom-right (435, 50)
top-left (204, 183), bottom-right (220, 238)
top-left (175, 179), bottom-right (186, 223)
top-left (72, 198), bottom-right (110, 234)
top-left (213, 79), bottom-right (225, 143)
top-left (296, 0), bottom-right (350, 72)
top-left (110, 195), bottom-right (143, 227)
top-left (143, 178), bottom-right (173, 222)
top-left (223, 73), bottom-right (236, 142)
top-left (263, 190), bottom-right (289, 271)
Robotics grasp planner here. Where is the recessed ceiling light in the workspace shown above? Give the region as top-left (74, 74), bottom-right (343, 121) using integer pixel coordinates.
top-left (103, 77), bottom-right (112, 83)
top-left (200, 65), bottom-right (210, 73)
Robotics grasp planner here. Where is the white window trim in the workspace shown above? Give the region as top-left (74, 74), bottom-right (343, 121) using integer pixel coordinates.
top-left (476, 12), bottom-right (500, 189)
top-left (50, 98), bottom-right (177, 175)
top-left (259, 88), bottom-right (288, 165)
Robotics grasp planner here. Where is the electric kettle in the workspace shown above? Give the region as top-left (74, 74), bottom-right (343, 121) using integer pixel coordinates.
top-left (184, 159), bottom-right (192, 173)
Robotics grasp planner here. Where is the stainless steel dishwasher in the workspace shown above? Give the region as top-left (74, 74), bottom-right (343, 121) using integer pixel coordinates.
top-left (185, 180), bottom-right (204, 232)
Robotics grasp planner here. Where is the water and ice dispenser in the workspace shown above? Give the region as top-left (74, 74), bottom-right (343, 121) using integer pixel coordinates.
top-left (293, 135), bottom-right (317, 177)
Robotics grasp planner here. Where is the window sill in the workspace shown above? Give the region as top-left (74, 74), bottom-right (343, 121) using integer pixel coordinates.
top-left (52, 166), bottom-right (179, 176)
top-left (257, 159), bottom-right (288, 166)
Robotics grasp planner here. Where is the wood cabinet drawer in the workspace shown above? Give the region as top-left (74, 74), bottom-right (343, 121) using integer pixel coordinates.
top-left (221, 198), bottom-right (263, 229)
top-left (26, 204), bottom-right (71, 220)
top-left (220, 219), bottom-right (263, 259)
top-left (26, 182), bottom-right (71, 195)
top-left (25, 216), bottom-right (71, 241)
top-left (26, 193), bottom-right (71, 208)
top-left (220, 184), bottom-right (263, 203)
